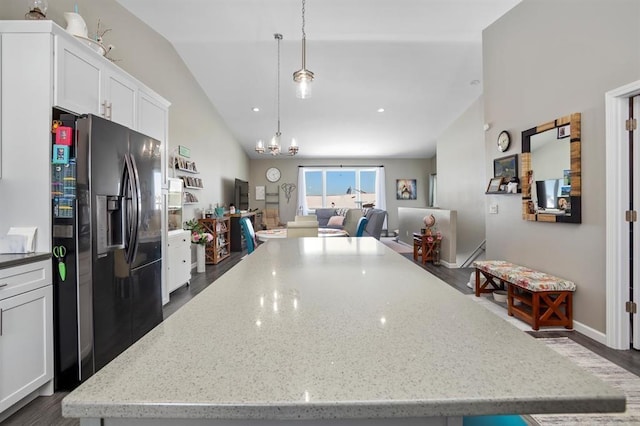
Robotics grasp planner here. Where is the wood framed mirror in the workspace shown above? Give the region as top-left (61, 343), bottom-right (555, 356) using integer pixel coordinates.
top-left (521, 112), bottom-right (581, 223)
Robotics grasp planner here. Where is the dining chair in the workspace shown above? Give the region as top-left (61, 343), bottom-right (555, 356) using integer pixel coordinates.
top-left (355, 217), bottom-right (368, 237)
top-left (239, 217), bottom-right (256, 254)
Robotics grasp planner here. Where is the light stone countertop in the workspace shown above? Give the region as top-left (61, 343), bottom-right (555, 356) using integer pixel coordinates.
top-left (62, 238), bottom-right (625, 421)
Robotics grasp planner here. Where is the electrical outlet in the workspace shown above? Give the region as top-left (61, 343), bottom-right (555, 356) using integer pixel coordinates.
top-left (489, 204), bottom-right (498, 214)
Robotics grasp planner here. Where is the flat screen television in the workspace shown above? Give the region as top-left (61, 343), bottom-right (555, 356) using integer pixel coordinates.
top-left (535, 179), bottom-right (570, 210)
top-left (234, 178), bottom-right (249, 211)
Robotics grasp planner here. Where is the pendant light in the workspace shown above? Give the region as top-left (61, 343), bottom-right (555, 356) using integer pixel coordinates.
top-left (293, 0), bottom-right (314, 99)
top-left (255, 33), bottom-right (299, 156)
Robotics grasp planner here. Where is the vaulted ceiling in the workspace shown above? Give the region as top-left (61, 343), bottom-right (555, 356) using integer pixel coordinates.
top-left (115, 0), bottom-right (521, 159)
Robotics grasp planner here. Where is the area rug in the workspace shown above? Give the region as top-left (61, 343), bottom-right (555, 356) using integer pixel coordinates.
top-left (530, 337), bottom-right (640, 425)
top-left (380, 237), bottom-right (413, 254)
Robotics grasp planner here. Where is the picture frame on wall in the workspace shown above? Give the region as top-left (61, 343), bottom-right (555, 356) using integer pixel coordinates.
top-left (396, 179), bottom-right (417, 200)
top-left (493, 154), bottom-right (518, 181)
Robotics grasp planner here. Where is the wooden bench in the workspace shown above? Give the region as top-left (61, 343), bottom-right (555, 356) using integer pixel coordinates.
top-left (473, 260), bottom-right (576, 330)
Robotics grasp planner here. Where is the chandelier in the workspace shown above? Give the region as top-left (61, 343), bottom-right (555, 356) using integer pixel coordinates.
top-left (292, 0), bottom-right (314, 99)
top-left (256, 34), bottom-right (299, 156)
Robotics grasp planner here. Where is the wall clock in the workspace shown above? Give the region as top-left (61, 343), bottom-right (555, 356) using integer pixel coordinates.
top-left (266, 167), bottom-right (281, 182)
top-left (497, 130), bottom-right (511, 152)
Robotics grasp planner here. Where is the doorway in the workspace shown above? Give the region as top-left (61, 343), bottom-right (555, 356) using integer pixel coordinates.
top-left (606, 80), bottom-right (640, 349)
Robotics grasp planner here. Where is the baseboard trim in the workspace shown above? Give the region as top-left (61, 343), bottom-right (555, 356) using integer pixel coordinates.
top-left (573, 320), bottom-right (607, 346)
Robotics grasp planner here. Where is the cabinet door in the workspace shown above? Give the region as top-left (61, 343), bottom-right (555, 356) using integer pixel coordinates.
top-left (0, 286), bottom-right (53, 413)
top-left (167, 231), bottom-right (191, 294)
top-left (137, 88), bottom-right (169, 143)
top-left (104, 69), bottom-right (137, 129)
top-left (54, 35), bottom-right (102, 115)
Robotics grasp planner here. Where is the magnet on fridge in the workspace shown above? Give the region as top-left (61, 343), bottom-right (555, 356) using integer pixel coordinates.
top-left (56, 126), bottom-right (73, 146)
top-left (52, 144), bottom-right (70, 164)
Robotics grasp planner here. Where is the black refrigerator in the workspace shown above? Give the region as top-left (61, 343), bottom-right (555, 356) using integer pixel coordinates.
top-left (52, 112), bottom-right (163, 390)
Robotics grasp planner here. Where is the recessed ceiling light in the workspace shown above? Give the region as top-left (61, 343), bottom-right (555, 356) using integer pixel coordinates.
top-left (377, 108), bottom-right (385, 113)
top-left (252, 107), bottom-right (260, 112)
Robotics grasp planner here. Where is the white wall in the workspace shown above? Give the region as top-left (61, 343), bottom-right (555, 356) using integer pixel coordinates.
top-left (482, 0), bottom-right (640, 333)
top-left (248, 158), bottom-right (435, 233)
top-left (436, 97), bottom-right (486, 265)
top-left (0, 0), bottom-right (250, 227)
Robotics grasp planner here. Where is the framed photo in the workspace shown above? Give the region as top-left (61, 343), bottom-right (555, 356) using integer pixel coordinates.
top-left (52, 144), bottom-right (70, 164)
top-left (255, 185), bottom-right (265, 200)
top-left (396, 179), bottom-right (417, 200)
top-left (557, 124), bottom-right (570, 139)
top-left (486, 177), bottom-right (503, 193)
top-left (493, 154), bottom-right (518, 181)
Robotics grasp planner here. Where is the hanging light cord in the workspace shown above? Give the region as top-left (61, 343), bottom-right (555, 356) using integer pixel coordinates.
top-left (302, 0), bottom-right (307, 40)
top-left (276, 34), bottom-right (281, 136)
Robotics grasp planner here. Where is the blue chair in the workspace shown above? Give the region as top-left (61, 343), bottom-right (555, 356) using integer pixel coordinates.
top-left (355, 217), bottom-right (368, 237)
top-left (239, 217), bottom-right (256, 254)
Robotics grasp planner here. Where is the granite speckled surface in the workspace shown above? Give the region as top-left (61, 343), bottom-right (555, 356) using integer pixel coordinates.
top-left (62, 238), bottom-right (625, 421)
top-left (0, 252), bottom-right (51, 269)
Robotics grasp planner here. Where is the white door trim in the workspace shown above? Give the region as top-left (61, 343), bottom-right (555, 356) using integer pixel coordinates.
top-left (605, 79), bottom-right (640, 349)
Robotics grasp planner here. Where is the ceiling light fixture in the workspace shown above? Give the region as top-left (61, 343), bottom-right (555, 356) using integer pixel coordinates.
top-left (252, 107), bottom-right (260, 112)
top-left (293, 0), bottom-right (314, 99)
top-left (256, 34), bottom-right (299, 156)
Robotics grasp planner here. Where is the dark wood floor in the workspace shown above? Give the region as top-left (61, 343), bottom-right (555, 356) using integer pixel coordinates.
top-left (4, 242), bottom-right (640, 425)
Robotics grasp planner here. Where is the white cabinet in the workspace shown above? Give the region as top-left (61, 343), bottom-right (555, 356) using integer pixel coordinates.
top-left (54, 35), bottom-right (139, 129)
top-left (103, 68), bottom-right (138, 129)
top-left (0, 260), bottom-right (53, 418)
top-left (167, 230), bottom-right (191, 294)
top-left (54, 34), bottom-right (102, 116)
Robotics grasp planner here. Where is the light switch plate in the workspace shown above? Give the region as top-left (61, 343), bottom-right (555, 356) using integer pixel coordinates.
top-left (489, 204), bottom-right (498, 214)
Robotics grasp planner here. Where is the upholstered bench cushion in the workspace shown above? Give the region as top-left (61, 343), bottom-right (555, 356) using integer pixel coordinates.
top-left (473, 260), bottom-right (576, 292)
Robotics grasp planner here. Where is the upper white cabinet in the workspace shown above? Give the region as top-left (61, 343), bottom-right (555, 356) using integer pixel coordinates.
top-left (54, 34), bottom-right (102, 116)
top-left (103, 69), bottom-right (137, 129)
top-left (54, 35), bottom-right (139, 129)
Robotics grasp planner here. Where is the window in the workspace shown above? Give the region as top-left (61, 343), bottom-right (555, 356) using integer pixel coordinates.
top-left (304, 168), bottom-right (377, 209)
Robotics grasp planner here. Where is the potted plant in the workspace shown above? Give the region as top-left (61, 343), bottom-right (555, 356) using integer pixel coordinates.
top-left (184, 219), bottom-right (213, 272)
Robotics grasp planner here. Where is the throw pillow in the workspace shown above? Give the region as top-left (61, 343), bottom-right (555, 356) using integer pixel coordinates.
top-left (327, 215), bottom-right (345, 226)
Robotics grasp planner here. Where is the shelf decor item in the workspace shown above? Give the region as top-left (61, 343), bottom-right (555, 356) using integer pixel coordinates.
top-left (25, 0), bottom-right (48, 20)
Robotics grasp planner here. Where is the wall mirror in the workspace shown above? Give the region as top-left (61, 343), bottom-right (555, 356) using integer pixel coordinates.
top-left (521, 112), bottom-right (581, 223)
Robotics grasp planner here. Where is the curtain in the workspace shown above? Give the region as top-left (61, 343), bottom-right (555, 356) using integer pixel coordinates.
top-left (297, 167), bottom-right (308, 215)
top-left (375, 167), bottom-right (388, 230)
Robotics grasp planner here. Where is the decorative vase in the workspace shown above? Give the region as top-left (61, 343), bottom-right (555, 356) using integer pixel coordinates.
top-left (196, 244), bottom-right (206, 273)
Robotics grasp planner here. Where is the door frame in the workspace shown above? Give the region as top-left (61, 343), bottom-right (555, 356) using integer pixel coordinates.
top-left (606, 79), bottom-right (640, 349)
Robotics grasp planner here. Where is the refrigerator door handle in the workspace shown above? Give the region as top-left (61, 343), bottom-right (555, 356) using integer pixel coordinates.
top-left (122, 155), bottom-right (136, 264)
top-left (128, 153), bottom-right (142, 265)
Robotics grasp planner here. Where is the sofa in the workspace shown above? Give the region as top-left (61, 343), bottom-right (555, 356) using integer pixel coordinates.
top-left (312, 208), bottom-right (386, 239)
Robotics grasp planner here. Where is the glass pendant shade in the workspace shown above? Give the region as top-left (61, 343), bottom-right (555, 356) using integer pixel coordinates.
top-left (288, 138), bottom-right (299, 155)
top-left (294, 70), bottom-right (313, 99)
top-left (255, 139), bottom-right (265, 154)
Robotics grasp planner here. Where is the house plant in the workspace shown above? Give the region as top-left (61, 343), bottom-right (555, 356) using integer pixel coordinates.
top-left (184, 219), bottom-right (213, 272)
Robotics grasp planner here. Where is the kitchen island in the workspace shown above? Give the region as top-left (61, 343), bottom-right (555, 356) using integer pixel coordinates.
top-left (62, 238), bottom-right (624, 425)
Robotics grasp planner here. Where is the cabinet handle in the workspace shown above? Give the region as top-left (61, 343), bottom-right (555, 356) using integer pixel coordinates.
top-left (106, 102), bottom-right (113, 120)
top-left (0, 308), bottom-right (3, 337)
top-left (0, 283), bottom-right (7, 288)
top-left (101, 101), bottom-right (108, 118)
